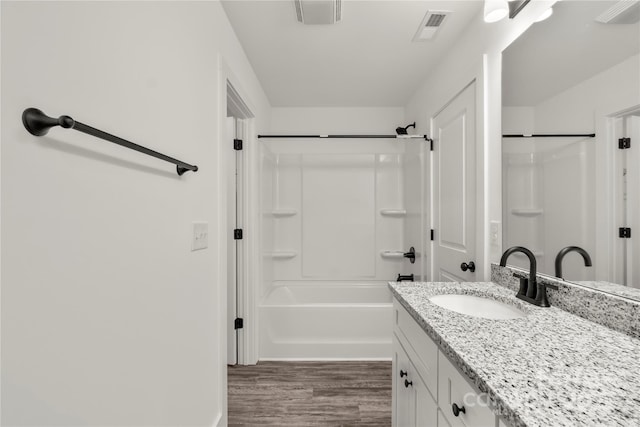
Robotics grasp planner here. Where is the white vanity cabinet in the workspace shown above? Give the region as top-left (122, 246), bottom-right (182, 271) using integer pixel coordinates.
top-left (393, 333), bottom-right (438, 426)
top-left (392, 299), bottom-right (500, 427)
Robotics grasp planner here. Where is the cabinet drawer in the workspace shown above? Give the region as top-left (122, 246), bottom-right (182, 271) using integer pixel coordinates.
top-left (438, 351), bottom-right (496, 427)
top-left (393, 301), bottom-right (438, 398)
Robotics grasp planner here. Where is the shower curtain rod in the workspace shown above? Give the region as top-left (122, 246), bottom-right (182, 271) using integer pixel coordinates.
top-left (503, 133), bottom-right (596, 138)
top-left (258, 134), bottom-right (431, 140)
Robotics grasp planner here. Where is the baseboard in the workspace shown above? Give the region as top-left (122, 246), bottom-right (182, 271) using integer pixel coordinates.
top-left (210, 411), bottom-right (223, 427)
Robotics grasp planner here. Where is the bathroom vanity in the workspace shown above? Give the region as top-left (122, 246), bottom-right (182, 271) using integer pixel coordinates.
top-left (392, 297), bottom-right (502, 427)
top-left (389, 269), bottom-right (640, 427)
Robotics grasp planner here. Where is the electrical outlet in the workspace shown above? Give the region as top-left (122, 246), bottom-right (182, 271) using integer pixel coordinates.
top-left (490, 221), bottom-right (501, 246)
top-left (192, 222), bottom-right (208, 251)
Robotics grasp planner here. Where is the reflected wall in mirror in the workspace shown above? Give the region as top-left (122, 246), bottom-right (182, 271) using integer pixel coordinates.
top-left (502, 0), bottom-right (640, 300)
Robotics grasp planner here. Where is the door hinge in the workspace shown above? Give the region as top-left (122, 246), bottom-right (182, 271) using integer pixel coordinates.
top-left (619, 137), bottom-right (630, 149)
top-left (619, 227), bottom-right (631, 238)
top-left (234, 229), bottom-right (243, 240)
top-left (234, 139), bottom-right (243, 150)
top-left (430, 229), bottom-right (435, 241)
top-left (234, 318), bottom-right (244, 329)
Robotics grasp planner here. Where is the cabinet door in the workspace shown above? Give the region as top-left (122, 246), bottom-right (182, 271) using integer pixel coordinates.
top-left (408, 359), bottom-right (438, 427)
top-left (393, 333), bottom-right (412, 427)
top-left (438, 409), bottom-right (453, 427)
top-left (394, 301), bottom-right (439, 397)
top-left (393, 333), bottom-right (438, 427)
top-left (438, 351), bottom-right (496, 427)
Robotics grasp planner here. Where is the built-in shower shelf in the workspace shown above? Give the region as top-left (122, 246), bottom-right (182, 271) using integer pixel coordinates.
top-left (271, 209), bottom-right (298, 218)
top-left (380, 209), bottom-right (407, 217)
top-left (380, 251), bottom-right (405, 259)
top-left (511, 208), bottom-right (543, 217)
top-left (270, 251), bottom-right (297, 259)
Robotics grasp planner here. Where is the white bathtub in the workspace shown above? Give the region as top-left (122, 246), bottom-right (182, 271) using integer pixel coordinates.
top-left (259, 284), bottom-right (393, 360)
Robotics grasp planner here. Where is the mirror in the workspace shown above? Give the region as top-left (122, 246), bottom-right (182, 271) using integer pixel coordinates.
top-left (502, 0), bottom-right (640, 300)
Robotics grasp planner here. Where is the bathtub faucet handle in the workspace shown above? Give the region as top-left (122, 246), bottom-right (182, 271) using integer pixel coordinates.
top-left (403, 247), bottom-right (416, 264)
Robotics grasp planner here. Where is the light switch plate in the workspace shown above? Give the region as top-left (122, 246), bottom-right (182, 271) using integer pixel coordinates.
top-left (192, 222), bottom-right (208, 251)
top-left (490, 220), bottom-right (501, 246)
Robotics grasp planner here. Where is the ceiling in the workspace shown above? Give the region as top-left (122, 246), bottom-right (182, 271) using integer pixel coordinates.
top-left (503, 0), bottom-right (640, 106)
top-left (222, 0), bottom-right (482, 107)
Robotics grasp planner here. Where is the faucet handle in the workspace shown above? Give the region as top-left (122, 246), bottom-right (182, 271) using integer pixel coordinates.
top-left (541, 282), bottom-right (559, 291)
top-left (512, 273), bottom-right (529, 296)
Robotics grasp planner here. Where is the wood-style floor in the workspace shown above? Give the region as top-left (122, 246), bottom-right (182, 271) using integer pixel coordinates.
top-left (228, 361), bottom-right (392, 427)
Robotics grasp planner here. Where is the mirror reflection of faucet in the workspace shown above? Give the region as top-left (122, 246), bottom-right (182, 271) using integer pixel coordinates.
top-left (554, 246), bottom-right (592, 279)
top-left (500, 246), bottom-right (558, 307)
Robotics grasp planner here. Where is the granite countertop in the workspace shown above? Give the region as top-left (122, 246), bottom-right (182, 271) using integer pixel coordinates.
top-left (389, 281), bottom-right (640, 427)
top-left (572, 280), bottom-right (640, 301)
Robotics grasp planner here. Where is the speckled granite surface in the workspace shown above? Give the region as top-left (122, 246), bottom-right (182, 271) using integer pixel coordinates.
top-left (389, 281), bottom-right (640, 427)
top-left (492, 264), bottom-right (640, 339)
top-left (573, 281), bottom-right (640, 301)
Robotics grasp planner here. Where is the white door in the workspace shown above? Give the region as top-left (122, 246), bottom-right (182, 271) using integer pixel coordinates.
top-left (432, 83), bottom-right (477, 282)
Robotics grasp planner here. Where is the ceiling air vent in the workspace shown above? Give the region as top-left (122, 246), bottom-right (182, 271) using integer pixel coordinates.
top-left (595, 0), bottom-right (640, 24)
top-left (413, 10), bottom-right (451, 42)
top-left (294, 0), bottom-right (342, 25)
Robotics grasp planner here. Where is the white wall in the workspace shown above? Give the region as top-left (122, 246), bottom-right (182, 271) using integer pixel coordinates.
top-left (534, 54), bottom-right (640, 132)
top-left (1, 1), bottom-right (270, 425)
top-left (402, 139), bottom-right (426, 281)
top-left (404, 1), bottom-right (557, 279)
top-left (270, 107), bottom-right (405, 135)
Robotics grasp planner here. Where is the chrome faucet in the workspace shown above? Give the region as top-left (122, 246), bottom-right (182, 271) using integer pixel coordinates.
top-left (554, 246), bottom-right (592, 279)
top-left (500, 246), bottom-right (557, 307)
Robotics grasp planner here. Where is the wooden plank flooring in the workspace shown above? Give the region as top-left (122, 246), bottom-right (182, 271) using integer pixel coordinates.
top-left (228, 361), bottom-right (392, 427)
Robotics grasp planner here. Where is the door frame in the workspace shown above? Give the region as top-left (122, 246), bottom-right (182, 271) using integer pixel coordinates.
top-left (597, 104), bottom-right (640, 284)
top-left (225, 79), bottom-right (258, 366)
top-left (218, 58), bottom-right (261, 416)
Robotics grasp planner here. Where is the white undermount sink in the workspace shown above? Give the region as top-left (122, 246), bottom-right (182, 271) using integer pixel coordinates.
top-left (429, 294), bottom-right (527, 320)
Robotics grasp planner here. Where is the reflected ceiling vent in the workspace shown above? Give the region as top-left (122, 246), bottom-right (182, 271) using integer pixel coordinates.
top-left (596, 0), bottom-right (640, 24)
top-left (294, 0), bottom-right (342, 25)
top-left (413, 10), bottom-right (450, 42)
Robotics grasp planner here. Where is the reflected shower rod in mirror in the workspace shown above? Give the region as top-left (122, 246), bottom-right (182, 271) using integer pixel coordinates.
top-left (22, 108), bottom-right (199, 176)
top-left (503, 133), bottom-right (596, 138)
top-left (258, 134), bottom-right (431, 140)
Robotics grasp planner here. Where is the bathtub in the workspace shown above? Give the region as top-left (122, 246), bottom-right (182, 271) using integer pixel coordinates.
top-left (259, 283), bottom-right (393, 360)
